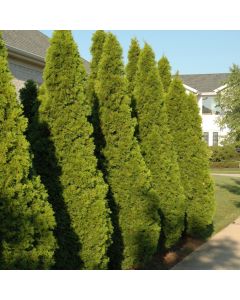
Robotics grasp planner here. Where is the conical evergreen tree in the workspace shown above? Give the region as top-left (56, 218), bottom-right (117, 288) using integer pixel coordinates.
top-left (38, 30), bottom-right (112, 269)
top-left (96, 33), bottom-right (160, 269)
top-left (158, 55), bottom-right (172, 93)
top-left (87, 30), bottom-right (107, 164)
top-left (134, 44), bottom-right (185, 248)
top-left (0, 33), bottom-right (56, 269)
top-left (126, 38), bottom-right (141, 95)
top-left (166, 76), bottom-right (215, 237)
top-left (126, 38), bottom-right (141, 121)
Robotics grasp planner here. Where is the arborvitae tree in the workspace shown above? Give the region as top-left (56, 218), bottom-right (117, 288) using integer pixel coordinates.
top-left (38, 30), bottom-right (112, 269)
top-left (20, 80), bottom-right (38, 127)
top-left (158, 55), bottom-right (172, 93)
top-left (133, 44), bottom-right (185, 248)
top-left (96, 33), bottom-right (160, 269)
top-left (126, 38), bottom-right (141, 95)
top-left (126, 38), bottom-right (141, 121)
top-left (0, 33), bottom-right (56, 269)
top-left (166, 76), bottom-right (215, 237)
top-left (87, 30), bottom-right (107, 164)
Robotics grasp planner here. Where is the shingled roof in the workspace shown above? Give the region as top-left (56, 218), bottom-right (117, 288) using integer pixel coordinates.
top-left (2, 30), bottom-right (90, 72)
top-left (180, 73), bottom-right (229, 93)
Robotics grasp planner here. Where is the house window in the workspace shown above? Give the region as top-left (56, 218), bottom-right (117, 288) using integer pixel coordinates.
top-left (213, 132), bottom-right (219, 146)
top-left (203, 132), bottom-right (209, 145)
top-left (202, 96), bottom-right (221, 115)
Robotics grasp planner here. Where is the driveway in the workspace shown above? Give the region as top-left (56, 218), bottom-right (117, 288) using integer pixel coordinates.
top-left (172, 218), bottom-right (240, 270)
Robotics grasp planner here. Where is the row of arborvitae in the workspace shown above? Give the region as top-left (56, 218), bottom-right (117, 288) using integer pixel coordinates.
top-left (0, 30), bottom-right (215, 270)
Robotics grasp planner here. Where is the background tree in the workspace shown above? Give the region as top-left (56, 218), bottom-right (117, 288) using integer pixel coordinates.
top-left (166, 76), bottom-right (215, 237)
top-left (38, 30), bottom-right (112, 269)
top-left (0, 32), bottom-right (56, 269)
top-left (96, 33), bottom-right (160, 269)
top-left (216, 64), bottom-right (240, 143)
top-left (158, 55), bottom-right (172, 93)
top-left (134, 44), bottom-right (185, 248)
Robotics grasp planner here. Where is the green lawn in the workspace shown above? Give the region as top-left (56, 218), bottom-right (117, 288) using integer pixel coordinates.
top-left (213, 175), bottom-right (240, 233)
top-left (211, 168), bottom-right (240, 174)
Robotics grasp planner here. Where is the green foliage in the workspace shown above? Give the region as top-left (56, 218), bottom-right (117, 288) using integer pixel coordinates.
top-left (210, 144), bottom-right (240, 162)
top-left (126, 38), bottom-right (141, 121)
top-left (158, 55), bottom-right (172, 93)
top-left (166, 76), bottom-right (215, 237)
top-left (96, 33), bottom-right (160, 269)
top-left (0, 33), bottom-right (56, 269)
top-left (38, 30), bottom-right (112, 269)
top-left (216, 64), bottom-right (240, 143)
top-left (134, 44), bottom-right (185, 248)
top-left (126, 38), bottom-right (141, 95)
top-left (20, 80), bottom-right (38, 129)
top-left (211, 161), bottom-right (240, 168)
top-left (87, 30), bottom-right (107, 166)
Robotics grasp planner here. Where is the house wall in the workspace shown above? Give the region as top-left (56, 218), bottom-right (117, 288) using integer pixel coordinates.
top-left (8, 56), bottom-right (44, 92)
top-left (197, 95), bottom-right (229, 146)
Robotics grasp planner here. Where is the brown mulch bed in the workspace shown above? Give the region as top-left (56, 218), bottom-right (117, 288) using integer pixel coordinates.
top-left (142, 236), bottom-right (205, 270)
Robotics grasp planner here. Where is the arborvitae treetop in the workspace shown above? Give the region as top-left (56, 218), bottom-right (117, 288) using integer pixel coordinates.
top-left (126, 38), bottom-right (141, 95)
top-left (158, 55), bottom-right (172, 93)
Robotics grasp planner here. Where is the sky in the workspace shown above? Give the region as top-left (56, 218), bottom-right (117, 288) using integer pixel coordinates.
top-left (41, 30), bottom-right (240, 75)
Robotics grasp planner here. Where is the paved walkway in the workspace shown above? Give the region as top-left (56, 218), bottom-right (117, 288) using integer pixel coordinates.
top-left (212, 173), bottom-right (240, 178)
top-left (173, 218), bottom-right (240, 270)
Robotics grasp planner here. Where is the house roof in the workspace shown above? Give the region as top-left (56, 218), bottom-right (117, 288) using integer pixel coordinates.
top-left (180, 73), bottom-right (229, 93)
top-left (2, 30), bottom-right (90, 72)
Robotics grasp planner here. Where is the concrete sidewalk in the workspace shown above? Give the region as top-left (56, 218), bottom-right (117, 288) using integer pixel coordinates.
top-left (212, 173), bottom-right (240, 178)
top-left (173, 218), bottom-right (240, 270)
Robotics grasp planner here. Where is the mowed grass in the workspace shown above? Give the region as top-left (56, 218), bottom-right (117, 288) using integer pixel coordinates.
top-left (211, 168), bottom-right (240, 174)
top-left (212, 174), bottom-right (240, 234)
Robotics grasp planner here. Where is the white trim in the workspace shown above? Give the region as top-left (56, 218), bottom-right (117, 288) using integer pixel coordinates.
top-left (6, 45), bottom-right (45, 68)
top-left (183, 84), bottom-right (199, 94)
top-left (201, 92), bottom-right (217, 96)
top-left (213, 84), bottom-right (227, 93)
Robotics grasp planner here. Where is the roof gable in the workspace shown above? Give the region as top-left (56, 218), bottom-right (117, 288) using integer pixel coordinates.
top-left (2, 30), bottom-right (90, 72)
top-left (180, 73), bottom-right (229, 93)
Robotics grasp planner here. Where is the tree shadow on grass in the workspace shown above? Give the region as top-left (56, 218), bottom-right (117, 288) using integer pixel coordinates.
top-left (217, 178), bottom-right (240, 209)
top-left (217, 178), bottom-right (240, 196)
top-left (25, 102), bottom-right (82, 269)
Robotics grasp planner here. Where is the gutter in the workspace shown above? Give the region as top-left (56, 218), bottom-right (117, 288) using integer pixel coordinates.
top-left (6, 44), bottom-right (45, 67)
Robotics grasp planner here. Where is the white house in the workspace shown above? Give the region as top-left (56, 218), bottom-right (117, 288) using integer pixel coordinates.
top-left (180, 73), bottom-right (230, 146)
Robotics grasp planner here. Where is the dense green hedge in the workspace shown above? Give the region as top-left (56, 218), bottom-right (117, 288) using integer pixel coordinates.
top-left (211, 161), bottom-right (240, 168)
top-left (209, 145), bottom-right (240, 162)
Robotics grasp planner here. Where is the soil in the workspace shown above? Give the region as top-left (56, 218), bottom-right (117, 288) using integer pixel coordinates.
top-left (142, 236), bottom-right (205, 270)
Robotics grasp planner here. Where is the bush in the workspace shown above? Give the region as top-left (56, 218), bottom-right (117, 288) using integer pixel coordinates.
top-left (210, 161), bottom-right (240, 168)
top-left (209, 145), bottom-right (240, 162)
